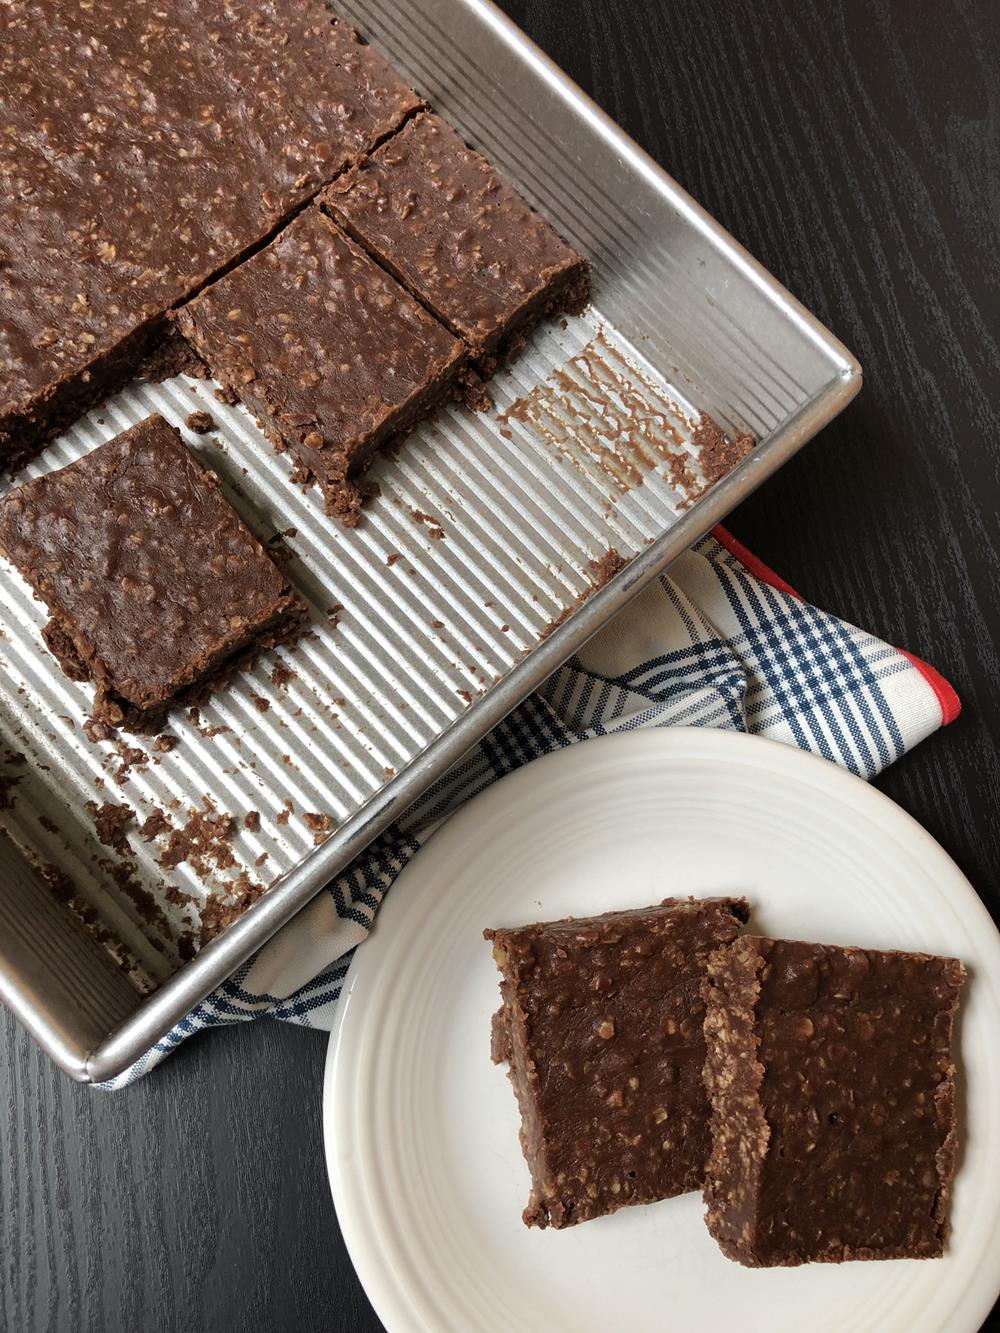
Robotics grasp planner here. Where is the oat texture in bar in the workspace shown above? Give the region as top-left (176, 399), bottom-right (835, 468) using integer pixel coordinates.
top-left (702, 936), bottom-right (964, 1266)
top-left (486, 896), bottom-right (749, 1228)
top-left (0, 0), bottom-right (421, 467)
top-left (325, 111), bottom-right (590, 373)
top-left (175, 208), bottom-right (465, 526)
top-left (0, 415), bottom-right (305, 732)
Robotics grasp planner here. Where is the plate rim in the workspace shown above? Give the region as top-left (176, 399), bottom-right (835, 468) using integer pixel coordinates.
top-left (323, 728), bottom-right (1000, 1333)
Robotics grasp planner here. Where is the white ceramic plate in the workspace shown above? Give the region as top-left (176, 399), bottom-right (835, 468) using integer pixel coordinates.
top-left (323, 729), bottom-right (1000, 1333)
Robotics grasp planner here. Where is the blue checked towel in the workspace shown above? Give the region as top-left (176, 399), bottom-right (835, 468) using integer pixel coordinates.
top-left (103, 529), bottom-right (958, 1087)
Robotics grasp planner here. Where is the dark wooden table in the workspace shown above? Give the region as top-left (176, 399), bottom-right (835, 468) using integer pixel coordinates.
top-left (3, 2), bottom-right (998, 1329)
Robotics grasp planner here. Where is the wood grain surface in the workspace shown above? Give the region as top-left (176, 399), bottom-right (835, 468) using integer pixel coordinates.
top-left (2, 2), bottom-right (998, 1329)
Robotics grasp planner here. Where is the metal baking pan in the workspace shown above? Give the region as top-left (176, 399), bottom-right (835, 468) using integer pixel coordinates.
top-left (0, 0), bottom-right (860, 1081)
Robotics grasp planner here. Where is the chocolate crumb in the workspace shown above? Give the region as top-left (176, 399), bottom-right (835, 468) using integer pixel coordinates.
top-left (459, 369), bottom-right (493, 413)
top-left (157, 801), bottom-right (235, 874)
top-left (86, 800), bottom-right (135, 847)
top-left (213, 383), bottom-right (239, 406)
top-left (386, 552), bottom-right (400, 566)
top-left (113, 742), bottom-right (147, 785)
top-left (153, 733), bottom-right (178, 754)
top-left (243, 810), bottom-right (261, 832)
top-left (303, 811), bottom-right (332, 845)
top-left (588, 549), bottom-right (628, 588)
top-left (251, 694), bottom-right (270, 713)
top-left (139, 808), bottom-right (170, 841)
top-left (198, 869), bottom-right (268, 946)
top-left (692, 412), bottom-right (755, 487)
top-left (185, 410), bottom-right (215, 434)
top-left (270, 661), bottom-right (294, 690)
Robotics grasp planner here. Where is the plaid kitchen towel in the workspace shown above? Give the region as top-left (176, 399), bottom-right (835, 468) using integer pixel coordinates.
top-left (103, 527), bottom-right (959, 1087)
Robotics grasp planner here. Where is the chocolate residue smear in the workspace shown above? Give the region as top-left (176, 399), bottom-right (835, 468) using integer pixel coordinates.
top-left (411, 509), bottom-right (446, 540)
top-left (30, 851), bottom-right (152, 991)
top-left (539, 603), bottom-right (575, 640)
top-left (691, 412), bottom-right (755, 485)
top-left (37, 857), bottom-right (74, 905)
top-left (497, 330), bottom-right (754, 505)
top-left (103, 856), bottom-right (176, 943)
top-left (156, 801), bottom-right (236, 875)
top-left (538, 550), bottom-right (631, 641)
top-left (86, 799), bottom-right (135, 848)
top-left (0, 749), bottom-right (27, 809)
top-left (497, 328), bottom-right (700, 500)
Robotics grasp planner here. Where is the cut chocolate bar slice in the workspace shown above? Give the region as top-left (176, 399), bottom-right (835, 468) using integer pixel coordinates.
top-left (0, 1), bottom-right (421, 468)
top-left (702, 936), bottom-right (964, 1266)
top-left (174, 208), bottom-right (465, 526)
top-left (0, 414), bottom-right (305, 731)
top-left (325, 111), bottom-right (590, 373)
top-left (486, 896), bottom-right (749, 1229)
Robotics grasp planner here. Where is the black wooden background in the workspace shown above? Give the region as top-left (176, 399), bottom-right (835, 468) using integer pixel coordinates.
top-left (2, 1), bottom-right (998, 1329)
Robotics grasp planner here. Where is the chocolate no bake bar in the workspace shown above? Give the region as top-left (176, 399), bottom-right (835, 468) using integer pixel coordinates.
top-left (0, 415), bottom-right (305, 731)
top-left (325, 112), bottom-right (590, 372)
top-left (486, 897), bottom-right (749, 1228)
top-left (0, 1), bottom-right (421, 467)
top-left (703, 936), bottom-right (964, 1266)
top-left (175, 208), bottom-right (465, 526)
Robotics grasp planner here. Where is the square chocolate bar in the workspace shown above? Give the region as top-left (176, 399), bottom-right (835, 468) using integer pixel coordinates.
top-left (326, 112), bottom-right (590, 372)
top-left (0, 414), bottom-right (304, 730)
top-left (175, 208), bottom-right (464, 526)
top-left (486, 896), bottom-right (748, 1228)
top-left (703, 936), bottom-right (964, 1266)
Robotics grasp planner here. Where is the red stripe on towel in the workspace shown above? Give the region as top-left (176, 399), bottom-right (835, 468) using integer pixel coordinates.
top-left (711, 526), bottom-right (961, 727)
